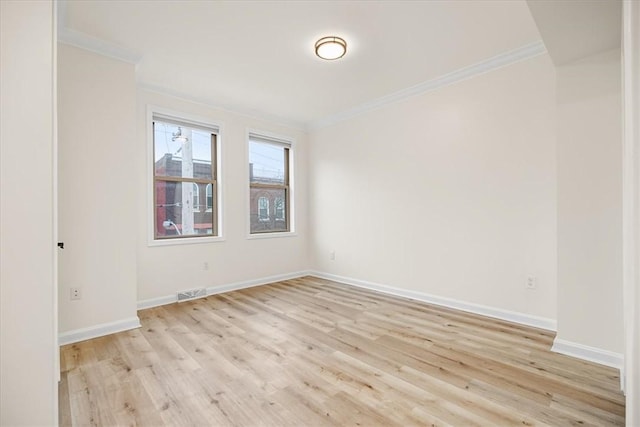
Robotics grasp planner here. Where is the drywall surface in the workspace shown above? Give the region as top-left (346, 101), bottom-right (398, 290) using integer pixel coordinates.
top-left (556, 48), bottom-right (623, 354)
top-left (622, 0), bottom-right (640, 420)
top-left (57, 44), bottom-right (138, 332)
top-left (310, 54), bottom-right (558, 321)
top-left (0, 0), bottom-right (58, 424)
top-left (136, 89), bottom-right (309, 302)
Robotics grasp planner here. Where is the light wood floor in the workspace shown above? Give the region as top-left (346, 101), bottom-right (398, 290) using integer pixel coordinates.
top-left (59, 276), bottom-right (625, 426)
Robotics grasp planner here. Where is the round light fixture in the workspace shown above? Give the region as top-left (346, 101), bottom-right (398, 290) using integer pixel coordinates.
top-left (171, 126), bottom-right (189, 144)
top-left (315, 36), bottom-right (347, 60)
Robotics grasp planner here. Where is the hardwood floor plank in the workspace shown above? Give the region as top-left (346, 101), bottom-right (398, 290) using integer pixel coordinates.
top-left (59, 277), bottom-right (625, 426)
top-left (58, 372), bottom-right (73, 427)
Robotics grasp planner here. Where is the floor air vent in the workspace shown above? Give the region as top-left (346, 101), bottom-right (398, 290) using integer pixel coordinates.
top-left (177, 288), bottom-right (206, 302)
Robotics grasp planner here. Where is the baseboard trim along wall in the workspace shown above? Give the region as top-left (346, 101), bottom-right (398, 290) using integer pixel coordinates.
top-left (63, 270), bottom-right (622, 375)
top-left (136, 270), bottom-right (310, 310)
top-left (58, 316), bottom-right (141, 346)
top-left (309, 271), bottom-right (558, 331)
top-left (551, 338), bottom-right (624, 370)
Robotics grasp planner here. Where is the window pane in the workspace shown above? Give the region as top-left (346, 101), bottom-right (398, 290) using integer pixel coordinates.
top-left (155, 180), bottom-right (214, 238)
top-left (205, 183), bottom-right (213, 211)
top-left (258, 197), bottom-right (269, 221)
top-left (154, 121), bottom-right (212, 180)
top-left (249, 140), bottom-right (286, 185)
top-left (250, 188), bottom-right (287, 233)
top-left (193, 183), bottom-right (200, 212)
top-left (274, 197), bottom-right (285, 221)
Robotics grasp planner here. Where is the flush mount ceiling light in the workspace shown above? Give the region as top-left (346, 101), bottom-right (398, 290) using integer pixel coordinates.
top-left (315, 36), bottom-right (347, 60)
top-left (171, 126), bottom-right (188, 144)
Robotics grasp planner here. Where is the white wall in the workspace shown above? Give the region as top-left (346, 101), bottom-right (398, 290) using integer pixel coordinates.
top-left (310, 54), bottom-right (558, 322)
top-left (57, 44), bottom-right (138, 334)
top-left (622, 0), bottom-right (640, 420)
top-left (0, 1), bottom-right (58, 424)
top-left (136, 90), bottom-right (310, 303)
top-left (556, 48), bottom-right (624, 354)
top-left (56, 44), bottom-right (310, 334)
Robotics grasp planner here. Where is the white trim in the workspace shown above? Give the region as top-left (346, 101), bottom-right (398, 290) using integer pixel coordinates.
top-left (309, 40), bottom-right (547, 130)
top-left (137, 294), bottom-right (179, 310)
top-left (246, 231), bottom-right (298, 240)
top-left (137, 271), bottom-right (310, 310)
top-left (551, 338), bottom-right (624, 370)
top-left (308, 271), bottom-right (557, 331)
top-left (52, 1), bottom-right (61, 417)
top-left (56, 1), bottom-right (140, 64)
top-left (57, 27), bottom-right (141, 64)
top-left (149, 235), bottom-right (226, 247)
top-left (58, 316), bottom-right (141, 346)
top-left (139, 83), bottom-right (306, 132)
top-left (135, 270), bottom-right (627, 375)
top-left (146, 105), bottom-right (224, 247)
top-left (52, 0), bottom-right (60, 387)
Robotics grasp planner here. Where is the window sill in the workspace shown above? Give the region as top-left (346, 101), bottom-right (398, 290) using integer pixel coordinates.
top-left (148, 235), bottom-right (225, 247)
top-left (247, 231), bottom-right (297, 240)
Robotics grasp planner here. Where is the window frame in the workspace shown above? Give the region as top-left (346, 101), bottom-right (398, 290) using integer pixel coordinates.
top-left (148, 106), bottom-right (224, 246)
top-left (247, 130), bottom-right (296, 238)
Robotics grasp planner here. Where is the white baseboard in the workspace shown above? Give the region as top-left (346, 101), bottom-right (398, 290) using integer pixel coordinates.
top-left (58, 271), bottom-right (623, 381)
top-left (136, 294), bottom-right (177, 310)
top-left (551, 338), bottom-right (623, 370)
top-left (58, 316), bottom-right (141, 346)
top-left (309, 271), bottom-right (557, 331)
top-left (137, 270), bottom-right (311, 310)
top-left (75, 271), bottom-right (622, 379)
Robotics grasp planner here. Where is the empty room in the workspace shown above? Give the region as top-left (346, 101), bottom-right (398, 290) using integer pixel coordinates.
top-left (1, 0), bottom-right (640, 426)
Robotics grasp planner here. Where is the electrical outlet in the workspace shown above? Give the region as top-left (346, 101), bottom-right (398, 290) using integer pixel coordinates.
top-left (330, 251), bottom-right (336, 261)
top-left (526, 276), bottom-right (537, 290)
top-left (70, 287), bottom-right (81, 300)
top-left (203, 262), bottom-right (209, 271)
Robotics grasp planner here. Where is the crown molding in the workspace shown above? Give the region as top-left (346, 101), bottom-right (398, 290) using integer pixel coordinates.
top-left (57, 0), bottom-right (140, 64)
top-left (138, 83), bottom-right (307, 132)
top-left (309, 40), bottom-right (547, 130)
top-left (57, 27), bottom-right (142, 64)
top-left (56, 0), bottom-right (545, 133)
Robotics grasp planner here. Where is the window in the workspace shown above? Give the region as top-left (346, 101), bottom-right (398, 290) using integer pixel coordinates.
top-left (258, 197), bottom-right (269, 221)
top-left (153, 116), bottom-right (218, 240)
top-left (192, 183), bottom-right (200, 212)
top-left (249, 134), bottom-right (291, 234)
top-left (205, 183), bottom-right (213, 212)
top-left (275, 197), bottom-right (285, 221)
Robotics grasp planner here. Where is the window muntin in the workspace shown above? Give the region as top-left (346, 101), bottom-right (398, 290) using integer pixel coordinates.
top-left (153, 118), bottom-right (217, 239)
top-left (249, 135), bottom-right (291, 234)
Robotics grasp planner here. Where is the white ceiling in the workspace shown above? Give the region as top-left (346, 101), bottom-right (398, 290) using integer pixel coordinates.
top-left (526, 0), bottom-right (621, 66)
top-left (60, 1), bottom-right (543, 129)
